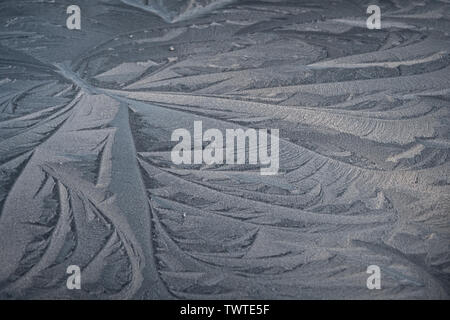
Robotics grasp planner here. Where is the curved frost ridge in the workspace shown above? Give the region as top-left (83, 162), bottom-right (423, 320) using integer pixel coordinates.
top-left (121, 0), bottom-right (236, 22)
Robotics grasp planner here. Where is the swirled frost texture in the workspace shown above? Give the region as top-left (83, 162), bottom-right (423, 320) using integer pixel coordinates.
top-left (0, 0), bottom-right (449, 300)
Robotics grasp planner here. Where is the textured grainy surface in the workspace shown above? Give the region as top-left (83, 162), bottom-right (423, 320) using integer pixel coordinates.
top-left (0, 0), bottom-right (449, 299)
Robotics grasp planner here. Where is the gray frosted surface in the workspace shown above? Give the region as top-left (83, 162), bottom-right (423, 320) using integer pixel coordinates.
top-left (0, 0), bottom-right (449, 299)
